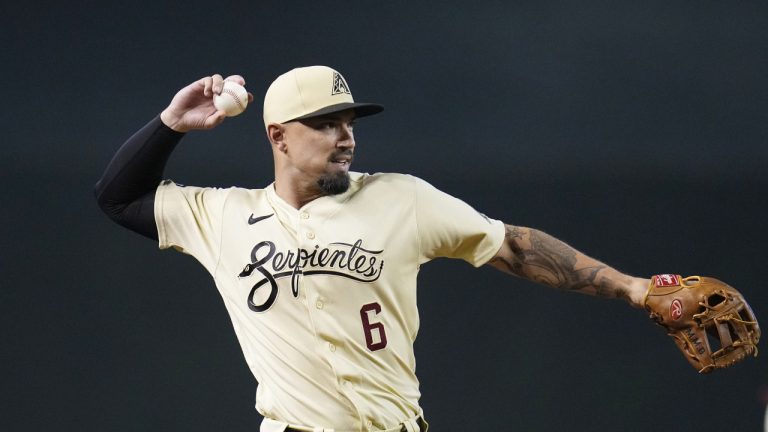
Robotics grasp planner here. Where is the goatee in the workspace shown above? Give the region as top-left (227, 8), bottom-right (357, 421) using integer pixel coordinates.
top-left (317, 171), bottom-right (351, 195)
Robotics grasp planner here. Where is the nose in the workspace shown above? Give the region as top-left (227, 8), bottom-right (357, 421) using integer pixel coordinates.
top-left (337, 124), bottom-right (355, 149)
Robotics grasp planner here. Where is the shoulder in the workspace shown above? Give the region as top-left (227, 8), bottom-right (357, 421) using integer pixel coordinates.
top-left (158, 180), bottom-right (269, 206)
top-left (351, 172), bottom-right (430, 191)
top-left (347, 173), bottom-right (453, 204)
top-left (219, 185), bottom-right (271, 212)
top-left (224, 185), bottom-right (268, 199)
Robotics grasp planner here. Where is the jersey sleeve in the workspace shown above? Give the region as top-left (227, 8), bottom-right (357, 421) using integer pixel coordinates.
top-left (412, 176), bottom-right (505, 266)
top-left (154, 180), bottom-right (230, 273)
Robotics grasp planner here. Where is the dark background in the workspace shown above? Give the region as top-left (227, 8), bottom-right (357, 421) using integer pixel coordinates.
top-left (3, 1), bottom-right (767, 431)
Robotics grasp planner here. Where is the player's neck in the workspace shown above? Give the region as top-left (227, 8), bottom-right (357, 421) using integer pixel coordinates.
top-left (273, 158), bottom-right (331, 209)
top-left (273, 176), bottom-right (324, 209)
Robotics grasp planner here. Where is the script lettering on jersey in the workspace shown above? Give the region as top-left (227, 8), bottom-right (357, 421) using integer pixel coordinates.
top-left (238, 239), bottom-right (384, 312)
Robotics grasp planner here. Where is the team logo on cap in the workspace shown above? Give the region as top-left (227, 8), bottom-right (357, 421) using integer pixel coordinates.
top-left (332, 72), bottom-right (351, 95)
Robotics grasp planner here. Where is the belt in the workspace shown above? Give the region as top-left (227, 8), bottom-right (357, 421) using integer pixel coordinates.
top-left (284, 416), bottom-right (427, 432)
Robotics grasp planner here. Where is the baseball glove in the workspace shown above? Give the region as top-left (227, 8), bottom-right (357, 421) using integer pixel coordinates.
top-left (644, 274), bottom-right (760, 373)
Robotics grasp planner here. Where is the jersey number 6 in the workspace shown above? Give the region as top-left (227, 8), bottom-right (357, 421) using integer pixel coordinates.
top-left (360, 302), bottom-right (387, 351)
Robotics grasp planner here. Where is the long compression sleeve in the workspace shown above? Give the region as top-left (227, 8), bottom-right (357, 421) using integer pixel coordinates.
top-left (94, 116), bottom-right (185, 240)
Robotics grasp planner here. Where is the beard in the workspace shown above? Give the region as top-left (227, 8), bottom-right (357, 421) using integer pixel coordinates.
top-left (317, 171), bottom-right (351, 195)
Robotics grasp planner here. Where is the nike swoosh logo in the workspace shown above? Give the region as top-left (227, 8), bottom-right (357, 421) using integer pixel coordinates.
top-left (248, 213), bottom-right (274, 225)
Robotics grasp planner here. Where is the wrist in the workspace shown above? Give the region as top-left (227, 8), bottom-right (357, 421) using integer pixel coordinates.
top-left (160, 109), bottom-right (189, 133)
top-left (627, 277), bottom-right (650, 308)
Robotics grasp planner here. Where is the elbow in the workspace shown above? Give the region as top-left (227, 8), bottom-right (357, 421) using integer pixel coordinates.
top-left (93, 179), bottom-right (105, 209)
top-left (93, 177), bottom-right (128, 222)
top-left (93, 178), bottom-right (114, 216)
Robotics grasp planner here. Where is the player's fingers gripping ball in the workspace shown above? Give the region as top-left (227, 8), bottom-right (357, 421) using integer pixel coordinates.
top-left (214, 81), bottom-right (249, 117)
top-left (644, 274), bottom-right (760, 373)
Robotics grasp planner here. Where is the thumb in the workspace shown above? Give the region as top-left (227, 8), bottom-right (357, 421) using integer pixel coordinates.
top-left (203, 111), bottom-right (227, 129)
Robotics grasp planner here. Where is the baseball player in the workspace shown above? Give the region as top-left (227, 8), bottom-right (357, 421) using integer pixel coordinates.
top-left (95, 66), bottom-right (758, 431)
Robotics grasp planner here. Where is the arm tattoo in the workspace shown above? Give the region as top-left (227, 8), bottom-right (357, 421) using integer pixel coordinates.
top-left (490, 226), bottom-right (629, 300)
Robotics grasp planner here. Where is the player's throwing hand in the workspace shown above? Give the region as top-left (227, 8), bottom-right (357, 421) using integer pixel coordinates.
top-left (160, 74), bottom-right (253, 133)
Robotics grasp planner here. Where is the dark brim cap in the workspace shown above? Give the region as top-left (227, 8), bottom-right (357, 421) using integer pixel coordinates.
top-left (289, 102), bottom-right (384, 122)
top-left (263, 66), bottom-right (383, 127)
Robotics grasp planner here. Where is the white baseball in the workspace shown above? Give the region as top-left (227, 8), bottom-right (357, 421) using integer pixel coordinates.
top-left (214, 81), bottom-right (249, 117)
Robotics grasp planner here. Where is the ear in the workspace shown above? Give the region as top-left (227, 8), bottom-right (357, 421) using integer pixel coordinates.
top-left (267, 123), bottom-right (288, 153)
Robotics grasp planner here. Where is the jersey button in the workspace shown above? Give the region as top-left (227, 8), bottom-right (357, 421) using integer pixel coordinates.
top-left (300, 212), bottom-right (310, 219)
top-left (315, 299), bottom-right (324, 309)
top-left (328, 343), bottom-right (336, 352)
top-left (306, 232), bottom-right (315, 239)
top-left (365, 419), bottom-right (373, 429)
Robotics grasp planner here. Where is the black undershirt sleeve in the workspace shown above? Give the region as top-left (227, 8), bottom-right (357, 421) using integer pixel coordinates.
top-left (94, 116), bottom-right (185, 240)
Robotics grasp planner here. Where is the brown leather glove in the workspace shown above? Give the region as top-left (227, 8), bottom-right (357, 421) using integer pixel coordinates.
top-left (644, 274), bottom-right (760, 373)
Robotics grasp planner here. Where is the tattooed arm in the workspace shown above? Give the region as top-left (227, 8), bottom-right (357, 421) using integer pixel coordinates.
top-left (487, 225), bottom-right (648, 307)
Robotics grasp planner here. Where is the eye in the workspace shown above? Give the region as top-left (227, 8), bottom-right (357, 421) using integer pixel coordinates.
top-left (313, 122), bottom-right (334, 130)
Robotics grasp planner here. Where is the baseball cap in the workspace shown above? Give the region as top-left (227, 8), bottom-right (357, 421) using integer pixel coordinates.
top-left (263, 66), bottom-right (384, 128)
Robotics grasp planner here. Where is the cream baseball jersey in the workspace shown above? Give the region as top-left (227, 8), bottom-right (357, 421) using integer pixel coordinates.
top-left (154, 172), bottom-right (505, 431)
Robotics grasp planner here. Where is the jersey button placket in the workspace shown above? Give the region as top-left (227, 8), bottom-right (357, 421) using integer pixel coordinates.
top-left (297, 209), bottom-right (313, 241)
top-left (299, 211), bottom-right (312, 239)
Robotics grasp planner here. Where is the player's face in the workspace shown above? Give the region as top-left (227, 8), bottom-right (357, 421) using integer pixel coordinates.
top-left (284, 110), bottom-right (357, 195)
